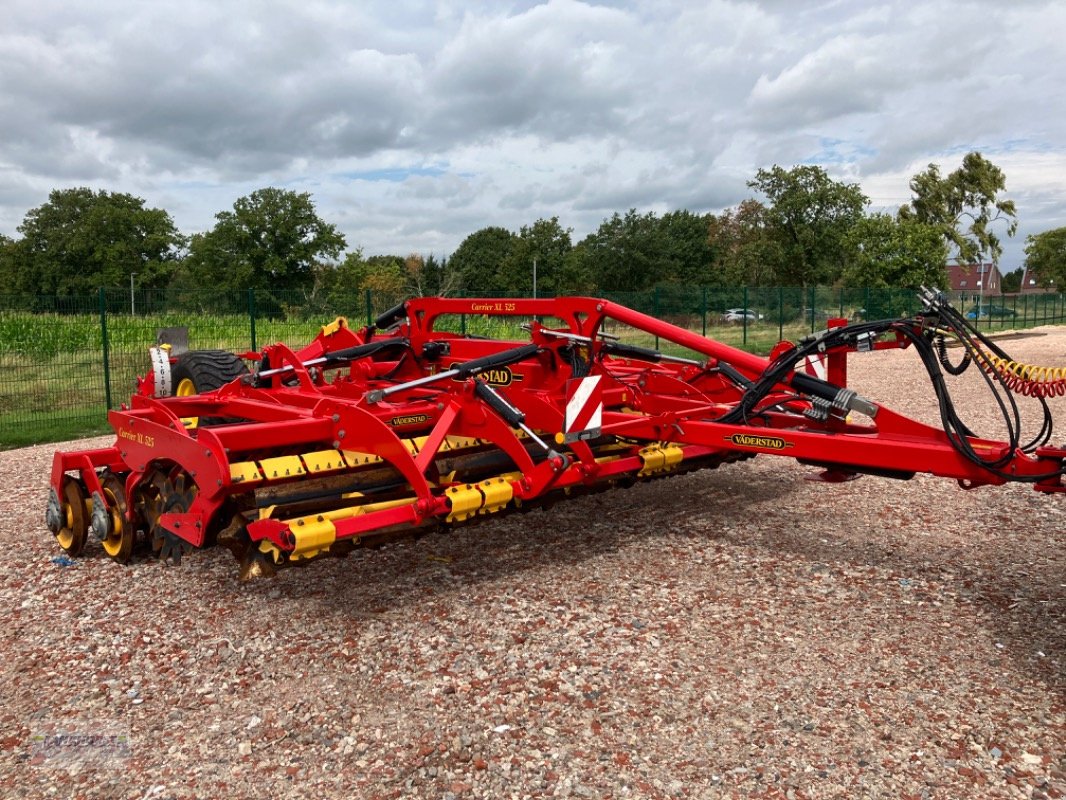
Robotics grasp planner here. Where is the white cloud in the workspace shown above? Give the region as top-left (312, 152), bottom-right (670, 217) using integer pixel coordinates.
top-left (0, 0), bottom-right (1063, 269)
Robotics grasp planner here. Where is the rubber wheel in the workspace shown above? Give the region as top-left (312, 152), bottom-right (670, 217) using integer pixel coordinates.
top-left (172, 350), bottom-right (248, 395)
top-left (171, 350), bottom-right (248, 426)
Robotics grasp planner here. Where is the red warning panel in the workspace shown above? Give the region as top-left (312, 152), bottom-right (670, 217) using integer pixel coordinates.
top-left (564, 376), bottom-right (603, 441)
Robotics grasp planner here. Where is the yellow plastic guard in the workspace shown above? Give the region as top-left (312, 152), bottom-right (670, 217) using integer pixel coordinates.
top-left (258, 454), bottom-right (307, 479)
top-left (290, 515), bottom-right (337, 559)
top-left (446, 436), bottom-right (482, 450)
top-left (446, 484), bottom-right (483, 522)
top-left (639, 444), bottom-right (685, 475)
top-left (342, 450), bottom-right (382, 466)
top-left (662, 444), bottom-right (684, 469)
top-left (320, 317), bottom-right (348, 337)
top-left (301, 450), bottom-right (348, 473)
top-left (477, 477), bottom-right (513, 515)
top-left (230, 461), bottom-right (263, 485)
top-left (638, 446), bottom-right (666, 475)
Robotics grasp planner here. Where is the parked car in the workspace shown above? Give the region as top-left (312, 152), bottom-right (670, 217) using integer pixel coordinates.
top-left (965, 304), bottom-right (1017, 319)
top-left (720, 308), bottom-right (763, 324)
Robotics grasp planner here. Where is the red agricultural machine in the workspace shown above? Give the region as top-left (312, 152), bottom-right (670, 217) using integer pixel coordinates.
top-left (45, 290), bottom-right (1066, 579)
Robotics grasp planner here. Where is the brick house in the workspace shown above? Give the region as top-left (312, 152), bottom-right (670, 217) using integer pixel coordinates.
top-left (1020, 265), bottom-right (1056, 294)
top-left (946, 262), bottom-right (1003, 303)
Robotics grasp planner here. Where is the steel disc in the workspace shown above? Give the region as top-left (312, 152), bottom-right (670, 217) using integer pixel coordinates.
top-left (100, 472), bottom-right (135, 563)
top-left (151, 468), bottom-right (198, 565)
top-left (55, 476), bottom-right (88, 556)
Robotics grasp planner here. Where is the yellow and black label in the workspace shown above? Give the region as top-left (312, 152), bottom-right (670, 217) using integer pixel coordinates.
top-left (389, 413), bottom-right (432, 427)
top-left (118, 427), bottom-right (155, 448)
top-left (467, 301), bottom-right (517, 313)
top-left (449, 364), bottom-right (514, 386)
top-left (726, 433), bottom-right (793, 450)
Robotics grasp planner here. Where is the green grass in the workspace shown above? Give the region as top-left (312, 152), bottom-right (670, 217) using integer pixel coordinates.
top-left (0, 411), bottom-right (111, 449)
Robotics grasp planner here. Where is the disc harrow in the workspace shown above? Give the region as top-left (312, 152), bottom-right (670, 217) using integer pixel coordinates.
top-left (45, 291), bottom-right (1066, 578)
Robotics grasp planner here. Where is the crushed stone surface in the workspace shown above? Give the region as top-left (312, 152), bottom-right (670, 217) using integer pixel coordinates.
top-left (1, 328), bottom-right (1064, 799)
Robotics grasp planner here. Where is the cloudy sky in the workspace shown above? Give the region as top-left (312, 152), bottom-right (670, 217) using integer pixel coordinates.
top-left (1, 0), bottom-right (1063, 270)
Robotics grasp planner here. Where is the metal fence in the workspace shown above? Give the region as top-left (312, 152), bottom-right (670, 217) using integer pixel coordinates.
top-left (2, 286), bottom-right (1064, 448)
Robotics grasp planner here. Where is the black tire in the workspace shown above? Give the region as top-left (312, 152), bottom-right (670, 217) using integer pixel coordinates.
top-left (172, 350), bottom-right (248, 395)
top-left (171, 350), bottom-right (248, 426)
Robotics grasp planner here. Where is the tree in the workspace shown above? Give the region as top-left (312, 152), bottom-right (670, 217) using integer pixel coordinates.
top-left (576, 209), bottom-right (667, 292)
top-left (403, 253), bottom-right (458, 297)
top-left (1001, 267), bottom-right (1023, 294)
top-left (499, 217), bottom-right (573, 296)
top-left (186, 188), bottom-right (345, 295)
top-left (748, 165), bottom-right (868, 286)
top-left (7, 188), bottom-right (183, 295)
top-left (449, 227), bottom-right (517, 295)
top-left (0, 234), bottom-right (14, 290)
top-left (899, 151), bottom-right (1018, 265)
top-left (362, 255), bottom-right (407, 294)
top-left (1023, 227), bottom-right (1066, 288)
top-left (706, 200), bottom-right (784, 287)
top-left (841, 214), bottom-right (948, 288)
top-left (658, 210), bottom-right (714, 285)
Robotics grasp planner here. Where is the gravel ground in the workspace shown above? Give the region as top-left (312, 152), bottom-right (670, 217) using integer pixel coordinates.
top-left (1, 328), bottom-right (1064, 800)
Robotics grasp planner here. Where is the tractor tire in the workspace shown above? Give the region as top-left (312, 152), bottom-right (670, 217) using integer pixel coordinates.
top-left (172, 350), bottom-right (248, 396)
top-left (171, 350), bottom-right (248, 426)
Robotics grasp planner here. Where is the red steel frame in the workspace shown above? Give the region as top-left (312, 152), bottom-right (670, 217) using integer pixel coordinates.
top-left (48, 296), bottom-right (1066, 569)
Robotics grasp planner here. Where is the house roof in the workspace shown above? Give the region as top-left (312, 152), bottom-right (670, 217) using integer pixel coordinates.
top-left (945, 262), bottom-right (1001, 292)
top-left (1020, 265), bottom-right (1056, 293)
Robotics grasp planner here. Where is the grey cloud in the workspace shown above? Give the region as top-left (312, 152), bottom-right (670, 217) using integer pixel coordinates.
top-left (424, 0), bottom-right (637, 143)
top-left (0, 0), bottom-right (1062, 269)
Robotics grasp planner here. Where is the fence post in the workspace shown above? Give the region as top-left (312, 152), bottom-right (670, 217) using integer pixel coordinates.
top-left (247, 289), bottom-right (258, 351)
top-left (701, 286), bottom-right (707, 337)
top-left (99, 287), bottom-right (113, 411)
top-left (778, 287), bottom-right (783, 342)
top-left (653, 285), bottom-right (660, 349)
top-left (365, 289), bottom-right (373, 326)
top-left (742, 286), bottom-right (748, 347)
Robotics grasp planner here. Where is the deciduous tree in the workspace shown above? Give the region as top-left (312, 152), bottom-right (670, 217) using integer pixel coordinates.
top-left (706, 200), bottom-right (783, 287)
top-left (1001, 267), bottom-right (1023, 294)
top-left (186, 188), bottom-right (345, 295)
top-left (658, 210), bottom-right (714, 286)
top-left (8, 188), bottom-right (183, 295)
top-left (449, 227), bottom-right (517, 295)
top-left (500, 217), bottom-right (573, 296)
top-left (899, 151), bottom-right (1017, 265)
top-left (1023, 226), bottom-right (1066, 288)
top-left (748, 165), bottom-right (868, 286)
top-left (841, 214), bottom-right (948, 288)
top-left (576, 209), bottom-right (667, 292)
